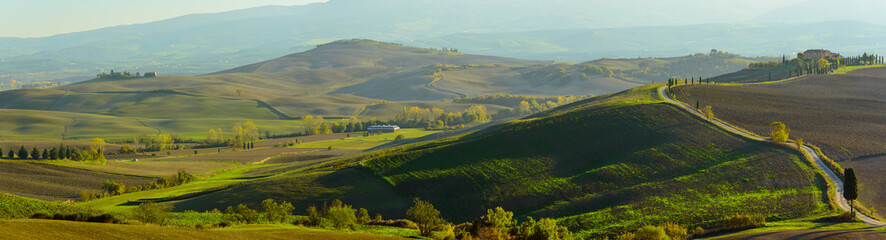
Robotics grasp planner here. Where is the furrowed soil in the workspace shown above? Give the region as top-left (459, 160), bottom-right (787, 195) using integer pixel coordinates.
top-left (673, 67), bottom-right (886, 220)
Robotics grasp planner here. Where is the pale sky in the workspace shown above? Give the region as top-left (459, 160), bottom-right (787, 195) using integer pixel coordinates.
top-left (0, 0), bottom-right (327, 38)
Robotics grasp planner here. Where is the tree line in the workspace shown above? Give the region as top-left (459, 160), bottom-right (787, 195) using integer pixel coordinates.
top-left (0, 143), bottom-right (105, 162)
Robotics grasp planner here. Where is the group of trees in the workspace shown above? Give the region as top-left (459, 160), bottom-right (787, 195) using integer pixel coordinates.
top-left (0, 79), bottom-right (69, 90)
top-left (202, 121), bottom-right (259, 148)
top-left (395, 105), bottom-right (490, 129)
top-left (81, 170), bottom-right (196, 201)
top-left (403, 199), bottom-right (572, 239)
top-left (0, 144), bottom-right (104, 162)
top-left (136, 134), bottom-right (176, 151)
top-left (845, 53), bottom-right (884, 66)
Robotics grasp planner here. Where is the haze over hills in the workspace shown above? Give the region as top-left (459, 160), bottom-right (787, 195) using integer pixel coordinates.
top-left (2, 0), bottom-right (883, 85)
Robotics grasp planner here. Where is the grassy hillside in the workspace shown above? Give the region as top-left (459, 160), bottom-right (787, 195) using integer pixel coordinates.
top-left (0, 89), bottom-right (281, 119)
top-left (0, 109), bottom-right (301, 141)
top-left (673, 66), bottom-right (886, 221)
top-left (0, 219), bottom-right (407, 240)
top-left (169, 84), bottom-right (828, 238)
top-left (0, 193), bottom-right (93, 220)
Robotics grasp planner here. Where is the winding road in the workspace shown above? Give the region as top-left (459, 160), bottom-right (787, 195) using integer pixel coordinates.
top-left (658, 86), bottom-right (886, 227)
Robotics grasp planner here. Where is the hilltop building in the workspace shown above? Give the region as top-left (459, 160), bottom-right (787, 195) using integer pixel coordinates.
top-left (144, 72), bottom-right (158, 78)
top-left (803, 49), bottom-right (841, 60)
top-left (367, 125), bottom-right (400, 133)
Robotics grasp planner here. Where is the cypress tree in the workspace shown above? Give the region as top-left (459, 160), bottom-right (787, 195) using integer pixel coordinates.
top-left (41, 149), bottom-right (48, 159)
top-left (18, 146), bottom-right (28, 160)
top-left (50, 147), bottom-right (58, 160)
top-left (31, 147), bottom-right (39, 160)
top-left (844, 168), bottom-right (858, 215)
top-left (8, 150), bottom-right (14, 159)
top-left (0, 147), bottom-right (2, 158)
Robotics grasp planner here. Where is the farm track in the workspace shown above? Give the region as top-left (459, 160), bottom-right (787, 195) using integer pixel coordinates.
top-left (659, 86), bottom-right (886, 227)
top-left (426, 72), bottom-right (467, 98)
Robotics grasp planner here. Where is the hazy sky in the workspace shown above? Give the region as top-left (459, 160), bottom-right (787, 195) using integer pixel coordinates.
top-left (0, 0), bottom-right (327, 38)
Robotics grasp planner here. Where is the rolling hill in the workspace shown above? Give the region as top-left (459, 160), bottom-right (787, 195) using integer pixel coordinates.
top-left (170, 84), bottom-right (830, 238)
top-left (673, 66), bottom-right (886, 221)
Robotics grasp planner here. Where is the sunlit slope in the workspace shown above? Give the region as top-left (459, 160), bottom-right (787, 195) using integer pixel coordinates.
top-left (171, 84), bottom-right (827, 238)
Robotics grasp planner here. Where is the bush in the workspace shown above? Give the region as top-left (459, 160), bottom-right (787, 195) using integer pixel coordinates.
top-left (225, 204), bottom-right (261, 224)
top-left (326, 200), bottom-right (357, 229)
top-left (395, 134), bottom-right (405, 140)
top-left (30, 213), bottom-right (52, 219)
top-left (661, 222), bottom-right (687, 240)
top-left (723, 214), bottom-right (765, 230)
top-left (357, 208), bottom-right (370, 224)
top-left (634, 225), bottom-right (670, 240)
top-left (306, 205), bottom-right (322, 226)
top-left (368, 219), bottom-right (419, 229)
top-left (132, 202), bottom-right (173, 225)
top-left (87, 213), bottom-right (120, 223)
top-left (261, 198), bottom-right (294, 223)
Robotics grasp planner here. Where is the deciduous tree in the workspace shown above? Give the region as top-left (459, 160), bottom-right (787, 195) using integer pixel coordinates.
top-left (406, 198), bottom-right (445, 237)
top-left (769, 122), bottom-right (790, 143)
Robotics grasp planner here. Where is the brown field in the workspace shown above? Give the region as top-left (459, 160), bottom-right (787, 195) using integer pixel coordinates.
top-left (62, 160), bottom-right (236, 178)
top-left (717, 230), bottom-right (886, 240)
top-left (0, 161), bottom-right (154, 201)
top-left (254, 133), bottom-right (351, 148)
top-left (0, 219), bottom-right (405, 240)
top-left (673, 67), bottom-right (886, 160)
top-left (673, 67), bottom-right (886, 221)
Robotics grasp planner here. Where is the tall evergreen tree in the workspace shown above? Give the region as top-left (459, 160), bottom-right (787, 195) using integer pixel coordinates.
top-left (31, 147), bottom-right (39, 160)
top-left (844, 168), bottom-right (858, 215)
top-left (41, 149), bottom-right (48, 159)
top-left (8, 150), bottom-right (14, 159)
top-left (18, 146), bottom-right (28, 160)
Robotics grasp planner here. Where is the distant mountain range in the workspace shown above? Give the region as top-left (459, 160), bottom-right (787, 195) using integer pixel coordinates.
top-left (0, 0), bottom-right (883, 84)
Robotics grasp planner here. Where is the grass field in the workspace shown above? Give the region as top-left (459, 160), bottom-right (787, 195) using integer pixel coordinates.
top-left (292, 129), bottom-right (439, 150)
top-left (0, 109), bottom-right (305, 141)
top-left (0, 193), bottom-right (94, 220)
top-left (161, 83), bottom-right (830, 239)
top-left (703, 215), bottom-right (886, 239)
top-left (0, 219), bottom-right (408, 240)
top-left (673, 66), bottom-right (886, 221)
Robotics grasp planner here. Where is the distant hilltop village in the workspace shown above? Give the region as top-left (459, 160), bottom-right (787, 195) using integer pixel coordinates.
top-left (96, 70), bottom-right (158, 79)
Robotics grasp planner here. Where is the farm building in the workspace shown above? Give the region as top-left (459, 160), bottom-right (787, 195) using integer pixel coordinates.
top-left (367, 125), bottom-right (400, 133)
top-left (803, 49), bottom-right (841, 60)
top-left (144, 72), bottom-right (158, 78)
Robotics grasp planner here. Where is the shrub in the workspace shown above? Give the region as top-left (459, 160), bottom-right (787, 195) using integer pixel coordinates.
top-left (368, 219), bottom-right (419, 229)
top-left (395, 134), bottom-right (405, 140)
top-left (634, 225), bottom-right (670, 240)
top-left (723, 214), bottom-right (765, 230)
top-left (326, 200), bottom-right (357, 229)
top-left (132, 202), bottom-right (173, 225)
top-left (225, 204), bottom-right (261, 224)
top-left (661, 222), bottom-right (687, 240)
top-left (87, 213), bottom-right (120, 223)
top-left (357, 208), bottom-right (370, 224)
top-left (30, 213), bottom-right (51, 219)
top-left (306, 205), bottom-right (322, 226)
top-left (261, 198), bottom-right (294, 223)
top-left (476, 207), bottom-right (515, 234)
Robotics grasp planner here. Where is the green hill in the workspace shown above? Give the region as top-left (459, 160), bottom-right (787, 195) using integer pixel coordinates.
top-left (171, 84), bottom-right (829, 238)
top-left (0, 193), bottom-right (94, 220)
